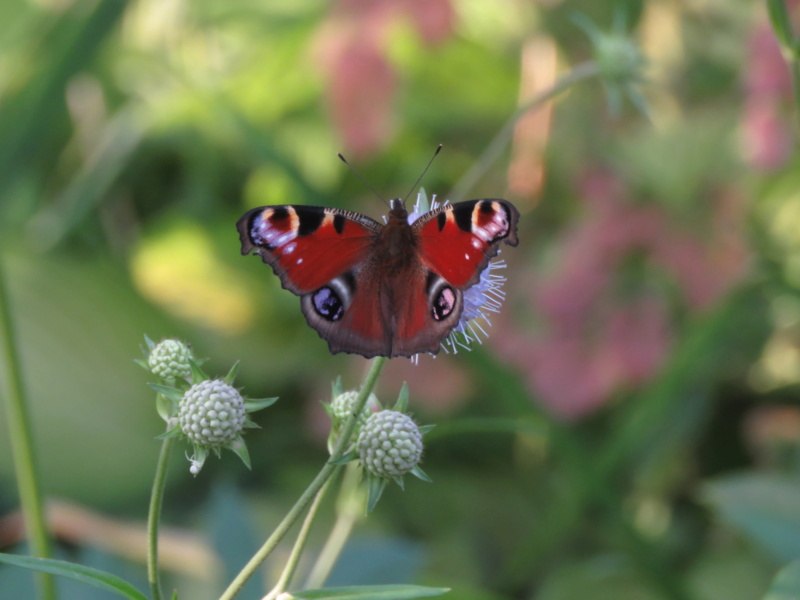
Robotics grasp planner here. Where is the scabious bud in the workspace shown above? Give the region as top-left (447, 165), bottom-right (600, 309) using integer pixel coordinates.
top-left (179, 380), bottom-right (246, 446)
top-left (331, 391), bottom-right (379, 427)
top-left (357, 410), bottom-right (423, 479)
top-left (148, 339), bottom-right (193, 382)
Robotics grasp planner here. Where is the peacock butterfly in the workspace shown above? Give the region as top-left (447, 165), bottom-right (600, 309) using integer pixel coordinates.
top-left (237, 196), bottom-right (519, 358)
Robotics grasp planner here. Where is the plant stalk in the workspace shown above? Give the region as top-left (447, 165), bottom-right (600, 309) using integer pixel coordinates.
top-left (0, 257), bottom-right (56, 600)
top-left (147, 435), bottom-right (174, 600)
top-left (220, 356), bottom-right (387, 600)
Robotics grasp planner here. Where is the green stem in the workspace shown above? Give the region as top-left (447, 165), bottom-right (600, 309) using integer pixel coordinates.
top-left (303, 462), bottom-right (362, 590)
top-left (448, 61), bottom-right (599, 202)
top-left (220, 356), bottom-right (388, 600)
top-left (264, 476), bottom-right (337, 600)
top-left (0, 257), bottom-right (56, 600)
top-left (147, 434), bottom-right (173, 600)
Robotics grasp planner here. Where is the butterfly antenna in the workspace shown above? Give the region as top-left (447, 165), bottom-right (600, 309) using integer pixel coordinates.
top-left (403, 144), bottom-right (443, 203)
top-left (338, 153), bottom-right (388, 206)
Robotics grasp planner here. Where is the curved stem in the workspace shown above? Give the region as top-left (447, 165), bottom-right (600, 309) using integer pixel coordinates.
top-left (220, 357), bottom-right (388, 600)
top-left (263, 475), bottom-right (337, 600)
top-left (448, 61), bottom-right (599, 202)
top-left (303, 462), bottom-right (362, 590)
top-left (147, 435), bottom-right (174, 600)
top-left (0, 257), bottom-right (56, 600)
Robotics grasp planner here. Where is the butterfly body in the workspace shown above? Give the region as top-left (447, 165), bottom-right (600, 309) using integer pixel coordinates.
top-left (238, 198), bottom-right (519, 358)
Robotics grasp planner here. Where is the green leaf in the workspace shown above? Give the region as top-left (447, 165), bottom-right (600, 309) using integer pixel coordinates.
top-left (148, 384), bottom-right (183, 404)
top-left (705, 474), bottom-right (800, 562)
top-left (0, 553), bottom-right (149, 600)
top-left (144, 334), bottom-right (156, 350)
top-left (329, 450), bottom-right (358, 465)
top-left (417, 424), bottom-right (436, 436)
top-left (244, 397), bottom-right (279, 412)
top-left (133, 358), bottom-right (149, 371)
top-left (230, 436), bottom-right (252, 470)
top-left (410, 465), bottom-right (432, 483)
top-left (767, 0), bottom-right (795, 51)
top-left (764, 559), bottom-right (800, 600)
top-left (223, 360), bottom-right (240, 385)
top-left (155, 392), bottom-right (174, 421)
top-left (291, 584), bottom-right (450, 599)
top-left (366, 476), bottom-right (387, 513)
top-left (393, 383), bottom-right (409, 413)
top-left (155, 423), bottom-right (181, 440)
top-left (332, 376), bottom-right (343, 398)
top-left (189, 359), bottom-right (207, 384)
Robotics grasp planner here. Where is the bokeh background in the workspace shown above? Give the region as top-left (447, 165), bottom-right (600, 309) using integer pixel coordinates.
top-left (2, 0), bottom-right (800, 598)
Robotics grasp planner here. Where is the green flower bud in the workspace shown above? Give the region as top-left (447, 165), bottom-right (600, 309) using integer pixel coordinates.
top-left (357, 410), bottom-right (423, 479)
top-left (179, 380), bottom-right (245, 447)
top-left (331, 391), bottom-right (379, 427)
top-left (148, 339), bottom-right (193, 382)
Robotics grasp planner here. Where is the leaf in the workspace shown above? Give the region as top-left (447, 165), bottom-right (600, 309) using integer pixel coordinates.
top-left (189, 359), bottom-right (207, 384)
top-left (705, 474), bottom-right (800, 562)
top-left (417, 424), bottom-right (436, 436)
top-left (155, 392), bottom-right (174, 422)
top-left (410, 465), bottom-right (432, 483)
top-left (393, 383), bottom-right (409, 413)
top-left (148, 384), bottom-right (183, 404)
top-left (144, 334), bottom-right (156, 350)
top-left (230, 436), bottom-right (252, 470)
top-left (244, 397), bottom-right (279, 412)
top-left (155, 423), bottom-right (181, 440)
top-left (366, 477), bottom-right (387, 513)
top-left (332, 376), bottom-right (343, 398)
top-left (223, 360), bottom-right (240, 385)
top-left (291, 584), bottom-right (450, 599)
top-left (0, 553), bottom-right (149, 600)
top-left (763, 559), bottom-right (800, 600)
top-left (133, 358), bottom-right (149, 371)
top-left (329, 450), bottom-right (358, 466)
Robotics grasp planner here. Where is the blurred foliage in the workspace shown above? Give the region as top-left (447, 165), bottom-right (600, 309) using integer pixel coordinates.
top-left (1, 0), bottom-right (800, 599)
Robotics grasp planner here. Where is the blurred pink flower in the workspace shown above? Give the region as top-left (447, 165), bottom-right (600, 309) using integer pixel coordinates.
top-left (495, 171), bottom-right (748, 420)
top-left (741, 21), bottom-right (795, 170)
top-left (314, 0), bottom-right (455, 157)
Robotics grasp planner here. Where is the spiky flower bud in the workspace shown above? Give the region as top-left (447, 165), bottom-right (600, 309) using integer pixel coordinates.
top-left (178, 380), bottom-right (245, 447)
top-left (331, 391), bottom-right (379, 427)
top-left (357, 410), bottom-right (423, 479)
top-left (148, 339), bottom-right (193, 382)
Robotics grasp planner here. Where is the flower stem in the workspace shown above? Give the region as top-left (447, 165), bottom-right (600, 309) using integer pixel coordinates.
top-left (263, 475), bottom-right (337, 600)
top-left (448, 61), bottom-right (599, 202)
top-left (0, 257), bottom-right (56, 600)
top-left (303, 462), bottom-right (362, 589)
top-left (147, 434), bottom-right (174, 600)
top-left (219, 356), bottom-right (387, 600)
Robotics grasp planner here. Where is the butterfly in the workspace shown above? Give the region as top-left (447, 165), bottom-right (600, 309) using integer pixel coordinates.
top-left (237, 197), bottom-right (519, 358)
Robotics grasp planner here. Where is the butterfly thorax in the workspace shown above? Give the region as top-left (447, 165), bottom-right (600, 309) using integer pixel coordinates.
top-left (378, 202), bottom-right (418, 274)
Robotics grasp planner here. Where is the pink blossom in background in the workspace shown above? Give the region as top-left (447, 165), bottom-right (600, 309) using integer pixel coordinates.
top-left (741, 22), bottom-right (795, 170)
top-left (314, 0), bottom-right (455, 157)
top-left (495, 171), bottom-right (749, 421)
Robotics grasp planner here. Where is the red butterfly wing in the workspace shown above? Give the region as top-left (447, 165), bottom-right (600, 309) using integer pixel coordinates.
top-left (238, 205), bottom-right (392, 356)
top-left (238, 205), bottom-right (380, 294)
top-left (414, 199), bottom-right (519, 288)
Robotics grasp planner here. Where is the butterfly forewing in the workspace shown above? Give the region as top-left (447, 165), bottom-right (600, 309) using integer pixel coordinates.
top-left (414, 199), bottom-right (520, 289)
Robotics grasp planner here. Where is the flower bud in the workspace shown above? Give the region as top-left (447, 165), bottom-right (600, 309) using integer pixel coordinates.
top-left (148, 339), bottom-right (193, 382)
top-left (357, 410), bottom-right (423, 479)
top-left (178, 380), bottom-right (245, 447)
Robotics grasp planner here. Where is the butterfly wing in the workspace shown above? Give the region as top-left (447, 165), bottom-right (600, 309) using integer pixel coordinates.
top-left (413, 199), bottom-right (519, 288)
top-left (237, 205), bottom-right (393, 357)
top-left (385, 199), bottom-right (519, 356)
